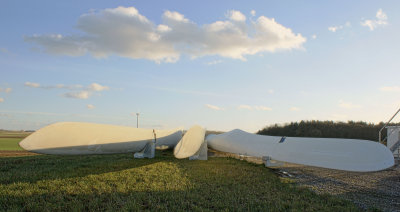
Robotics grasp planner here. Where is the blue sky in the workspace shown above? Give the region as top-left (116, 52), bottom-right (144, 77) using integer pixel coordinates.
top-left (1, 0), bottom-right (400, 132)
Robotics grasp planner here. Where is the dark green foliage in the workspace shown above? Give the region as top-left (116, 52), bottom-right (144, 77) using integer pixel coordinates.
top-left (258, 120), bottom-right (400, 142)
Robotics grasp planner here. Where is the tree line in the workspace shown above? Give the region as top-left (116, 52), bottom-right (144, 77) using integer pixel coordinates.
top-left (257, 120), bottom-right (400, 142)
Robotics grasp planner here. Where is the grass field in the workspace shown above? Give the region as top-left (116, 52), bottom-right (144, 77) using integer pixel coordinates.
top-left (0, 130), bottom-right (30, 151)
top-left (0, 138), bottom-right (24, 151)
top-left (0, 130), bottom-right (31, 138)
top-left (0, 130), bottom-right (360, 211)
top-left (0, 150), bottom-right (359, 211)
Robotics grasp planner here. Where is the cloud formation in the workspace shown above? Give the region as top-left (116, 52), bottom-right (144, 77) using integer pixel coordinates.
top-left (63, 83), bottom-right (109, 99)
top-left (0, 87), bottom-right (12, 93)
top-left (238, 105), bottom-right (253, 110)
top-left (0, 98), bottom-right (3, 103)
top-left (63, 91), bottom-right (91, 99)
top-left (25, 82), bottom-right (84, 90)
top-left (205, 104), bottom-right (224, 111)
top-left (25, 6), bottom-right (306, 63)
top-left (206, 60), bottom-right (222, 65)
top-left (24, 82), bottom-right (41, 88)
top-left (88, 83), bottom-right (109, 91)
top-left (87, 104), bottom-right (95, 109)
top-left (228, 10), bottom-right (246, 22)
top-left (361, 9), bottom-right (388, 31)
top-left (54, 84), bottom-right (83, 89)
top-left (24, 82), bottom-right (109, 99)
top-left (328, 26), bottom-right (342, 32)
top-left (328, 22), bottom-right (350, 32)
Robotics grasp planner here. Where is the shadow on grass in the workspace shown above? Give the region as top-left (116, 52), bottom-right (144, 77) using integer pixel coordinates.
top-left (0, 152), bottom-right (358, 211)
top-left (0, 151), bottom-right (170, 185)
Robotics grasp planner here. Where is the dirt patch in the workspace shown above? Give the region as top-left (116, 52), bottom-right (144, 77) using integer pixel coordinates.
top-left (209, 150), bottom-right (400, 212)
top-left (0, 150), bottom-right (38, 157)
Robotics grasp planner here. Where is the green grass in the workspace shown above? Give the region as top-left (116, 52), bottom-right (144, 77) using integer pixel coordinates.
top-left (0, 130), bottom-right (30, 151)
top-left (0, 151), bottom-right (359, 211)
top-left (0, 138), bottom-right (24, 151)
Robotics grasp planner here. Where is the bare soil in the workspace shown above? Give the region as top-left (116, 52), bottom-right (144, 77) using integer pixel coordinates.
top-left (0, 150), bottom-right (38, 157)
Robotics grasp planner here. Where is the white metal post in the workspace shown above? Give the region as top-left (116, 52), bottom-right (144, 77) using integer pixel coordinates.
top-left (136, 113), bottom-right (139, 128)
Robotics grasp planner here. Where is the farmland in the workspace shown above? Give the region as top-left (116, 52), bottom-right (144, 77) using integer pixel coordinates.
top-left (0, 130), bottom-right (30, 151)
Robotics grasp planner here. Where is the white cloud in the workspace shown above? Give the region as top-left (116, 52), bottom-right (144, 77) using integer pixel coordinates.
top-left (228, 10), bottom-right (246, 22)
top-left (63, 91), bottom-right (91, 99)
top-left (55, 84), bottom-right (83, 89)
top-left (87, 104), bottom-right (95, 109)
top-left (26, 6), bottom-right (306, 63)
top-left (164, 10), bottom-right (190, 23)
top-left (361, 9), bottom-right (388, 31)
top-left (311, 34), bottom-right (317, 39)
top-left (267, 89), bottom-right (274, 94)
top-left (250, 10), bottom-right (256, 17)
top-left (24, 82), bottom-right (41, 88)
top-left (23, 82), bottom-right (108, 99)
top-left (290, 107), bottom-right (300, 111)
top-left (62, 83), bottom-right (109, 99)
top-left (238, 105), bottom-right (253, 110)
top-left (206, 60), bottom-right (222, 65)
top-left (338, 100), bottom-right (361, 109)
top-left (328, 25), bottom-right (343, 32)
top-left (205, 104), bottom-right (224, 111)
top-left (254, 106), bottom-right (272, 111)
top-left (380, 86), bottom-right (400, 92)
top-left (328, 21), bottom-right (351, 32)
top-left (0, 98), bottom-right (3, 103)
top-left (157, 24), bottom-right (172, 32)
top-left (0, 88), bottom-right (12, 93)
top-left (88, 83), bottom-right (109, 91)
top-left (27, 83), bottom-right (84, 90)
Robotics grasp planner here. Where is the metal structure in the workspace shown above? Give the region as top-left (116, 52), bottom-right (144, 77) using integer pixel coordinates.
top-left (136, 113), bottom-right (140, 128)
top-left (386, 126), bottom-right (400, 158)
top-left (378, 107), bottom-right (400, 144)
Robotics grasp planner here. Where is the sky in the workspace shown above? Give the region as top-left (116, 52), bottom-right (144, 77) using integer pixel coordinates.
top-left (1, 0), bottom-right (400, 132)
